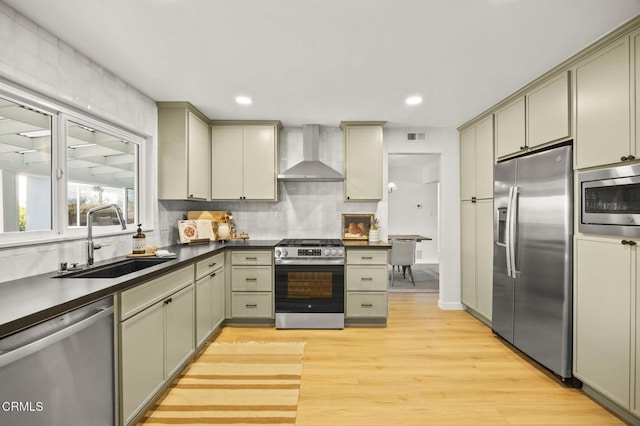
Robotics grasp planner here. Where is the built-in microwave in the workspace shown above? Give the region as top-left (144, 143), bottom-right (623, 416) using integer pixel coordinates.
top-left (579, 163), bottom-right (640, 237)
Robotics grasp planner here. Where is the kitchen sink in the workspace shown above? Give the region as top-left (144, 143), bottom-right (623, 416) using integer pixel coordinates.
top-left (55, 257), bottom-right (173, 279)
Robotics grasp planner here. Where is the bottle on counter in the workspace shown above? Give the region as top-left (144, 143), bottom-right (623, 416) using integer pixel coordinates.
top-left (132, 224), bottom-right (146, 254)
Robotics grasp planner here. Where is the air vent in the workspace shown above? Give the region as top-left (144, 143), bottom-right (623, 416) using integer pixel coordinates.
top-left (406, 132), bottom-right (426, 142)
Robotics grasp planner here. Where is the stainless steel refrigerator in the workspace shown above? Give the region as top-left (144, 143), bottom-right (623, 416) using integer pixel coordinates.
top-left (493, 144), bottom-right (573, 380)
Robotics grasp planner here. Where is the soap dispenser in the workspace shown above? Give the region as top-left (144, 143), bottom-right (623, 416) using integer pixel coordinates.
top-left (132, 224), bottom-right (146, 254)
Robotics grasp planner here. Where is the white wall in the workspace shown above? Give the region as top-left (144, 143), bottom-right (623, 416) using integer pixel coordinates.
top-left (388, 154), bottom-right (440, 263)
top-left (0, 2), bottom-right (158, 282)
top-left (382, 128), bottom-right (462, 310)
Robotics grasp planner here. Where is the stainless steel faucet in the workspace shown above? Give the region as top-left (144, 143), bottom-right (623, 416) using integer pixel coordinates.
top-left (86, 203), bottom-right (127, 265)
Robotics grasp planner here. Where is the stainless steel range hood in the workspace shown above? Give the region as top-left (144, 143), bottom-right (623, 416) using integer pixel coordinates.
top-left (278, 124), bottom-right (344, 182)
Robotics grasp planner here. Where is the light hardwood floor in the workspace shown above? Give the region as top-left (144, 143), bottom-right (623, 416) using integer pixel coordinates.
top-left (213, 293), bottom-right (623, 425)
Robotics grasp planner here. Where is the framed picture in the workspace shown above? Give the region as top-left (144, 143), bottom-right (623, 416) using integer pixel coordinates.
top-left (342, 214), bottom-right (374, 240)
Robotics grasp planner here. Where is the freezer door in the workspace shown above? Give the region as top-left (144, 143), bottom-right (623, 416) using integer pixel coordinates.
top-left (492, 159), bottom-right (516, 343)
top-left (513, 145), bottom-right (573, 378)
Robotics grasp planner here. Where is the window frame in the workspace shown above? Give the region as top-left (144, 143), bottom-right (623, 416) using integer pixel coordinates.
top-left (0, 78), bottom-right (150, 248)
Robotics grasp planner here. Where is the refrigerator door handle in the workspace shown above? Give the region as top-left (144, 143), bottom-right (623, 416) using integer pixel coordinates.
top-left (508, 186), bottom-right (520, 278)
top-left (505, 186), bottom-right (514, 278)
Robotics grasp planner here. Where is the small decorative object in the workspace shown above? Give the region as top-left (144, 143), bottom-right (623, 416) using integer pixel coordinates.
top-left (132, 224), bottom-right (146, 254)
top-left (369, 218), bottom-right (380, 242)
top-left (342, 214), bottom-right (374, 240)
top-left (178, 220), bottom-right (215, 244)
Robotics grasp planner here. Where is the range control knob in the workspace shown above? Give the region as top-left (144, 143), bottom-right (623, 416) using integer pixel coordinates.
top-left (331, 249), bottom-right (337, 256)
top-left (324, 249), bottom-right (330, 256)
top-left (281, 249), bottom-right (288, 257)
top-left (338, 249), bottom-right (344, 256)
top-left (275, 249), bottom-right (281, 257)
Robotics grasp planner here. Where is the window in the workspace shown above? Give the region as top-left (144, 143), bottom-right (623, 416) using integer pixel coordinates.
top-left (0, 98), bottom-right (53, 234)
top-left (0, 91), bottom-right (145, 245)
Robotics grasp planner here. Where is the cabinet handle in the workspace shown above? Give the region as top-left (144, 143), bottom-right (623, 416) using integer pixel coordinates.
top-left (245, 304), bottom-right (258, 308)
top-left (471, 196), bottom-right (477, 203)
top-left (164, 297), bottom-right (173, 305)
top-left (361, 256), bottom-right (373, 260)
top-left (622, 240), bottom-right (637, 246)
top-left (629, 155), bottom-right (636, 161)
top-left (520, 146), bottom-right (526, 150)
top-left (210, 272), bottom-right (216, 277)
top-left (360, 277), bottom-right (373, 281)
top-left (347, 196), bottom-right (351, 200)
top-left (245, 257), bottom-right (258, 261)
top-left (361, 303), bottom-right (373, 308)
top-left (621, 155), bottom-right (628, 161)
top-left (245, 277), bottom-right (257, 282)
top-left (208, 262), bottom-right (217, 267)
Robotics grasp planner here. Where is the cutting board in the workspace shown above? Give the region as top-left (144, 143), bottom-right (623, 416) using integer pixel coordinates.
top-left (125, 252), bottom-right (158, 258)
top-left (187, 211), bottom-right (232, 223)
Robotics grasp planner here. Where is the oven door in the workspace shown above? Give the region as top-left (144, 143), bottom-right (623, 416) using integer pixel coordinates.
top-left (580, 166), bottom-right (640, 236)
top-left (275, 261), bottom-right (344, 314)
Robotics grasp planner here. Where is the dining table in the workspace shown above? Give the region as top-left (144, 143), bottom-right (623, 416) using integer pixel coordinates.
top-left (387, 234), bottom-right (432, 242)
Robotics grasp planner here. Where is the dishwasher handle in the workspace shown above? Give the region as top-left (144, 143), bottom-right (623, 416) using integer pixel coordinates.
top-left (0, 305), bottom-right (113, 368)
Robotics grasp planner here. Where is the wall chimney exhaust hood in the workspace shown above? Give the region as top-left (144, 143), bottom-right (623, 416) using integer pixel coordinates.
top-left (278, 124), bottom-right (344, 182)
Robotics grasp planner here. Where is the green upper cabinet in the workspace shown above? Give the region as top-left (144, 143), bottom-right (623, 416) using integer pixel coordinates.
top-left (526, 71), bottom-right (570, 148)
top-left (157, 102), bottom-right (210, 200)
top-left (495, 97), bottom-right (525, 159)
top-left (210, 121), bottom-right (281, 201)
top-left (575, 36), bottom-right (631, 169)
top-left (460, 115), bottom-right (494, 202)
top-left (341, 121), bottom-right (385, 201)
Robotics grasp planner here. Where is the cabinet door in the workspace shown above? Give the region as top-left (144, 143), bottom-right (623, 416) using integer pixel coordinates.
top-left (195, 274), bottom-right (214, 347)
top-left (120, 301), bottom-right (164, 424)
top-left (165, 284), bottom-right (195, 378)
top-left (345, 125), bottom-right (383, 200)
top-left (475, 200), bottom-right (493, 320)
top-left (460, 201), bottom-right (476, 308)
top-left (187, 112), bottom-right (210, 200)
top-left (575, 38), bottom-right (630, 169)
top-left (211, 126), bottom-right (244, 199)
top-left (575, 238), bottom-right (631, 407)
top-left (475, 116), bottom-right (494, 200)
top-left (495, 97), bottom-right (525, 159)
top-left (527, 72), bottom-right (570, 149)
top-left (243, 126), bottom-right (277, 200)
top-left (459, 126), bottom-right (476, 201)
top-left (212, 267), bottom-right (225, 329)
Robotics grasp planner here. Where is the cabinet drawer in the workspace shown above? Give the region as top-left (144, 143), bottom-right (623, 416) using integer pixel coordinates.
top-left (195, 252), bottom-right (224, 279)
top-left (346, 265), bottom-right (388, 291)
top-left (346, 292), bottom-right (387, 317)
top-left (120, 265), bottom-right (194, 320)
top-left (231, 292), bottom-right (273, 318)
top-left (231, 250), bottom-right (272, 265)
top-left (346, 250), bottom-right (388, 265)
top-left (231, 266), bottom-right (273, 291)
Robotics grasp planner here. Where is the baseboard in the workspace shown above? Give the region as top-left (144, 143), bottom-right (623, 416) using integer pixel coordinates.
top-left (438, 299), bottom-right (464, 310)
top-left (582, 384), bottom-right (640, 425)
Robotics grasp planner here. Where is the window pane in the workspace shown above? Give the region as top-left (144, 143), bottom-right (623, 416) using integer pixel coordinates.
top-left (0, 97), bottom-right (52, 233)
top-left (67, 121), bottom-right (137, 227)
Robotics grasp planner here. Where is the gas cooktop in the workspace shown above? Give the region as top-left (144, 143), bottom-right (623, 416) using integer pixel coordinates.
top-left (276, 238), bottom-right (343, 247)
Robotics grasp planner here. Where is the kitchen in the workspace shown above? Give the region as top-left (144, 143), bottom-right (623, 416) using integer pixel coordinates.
top-left (0, 1), bottom-right (639, 425)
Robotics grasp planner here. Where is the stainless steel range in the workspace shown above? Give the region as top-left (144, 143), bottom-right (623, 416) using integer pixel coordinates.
top-left (274, 238), bottom-right (345, 329)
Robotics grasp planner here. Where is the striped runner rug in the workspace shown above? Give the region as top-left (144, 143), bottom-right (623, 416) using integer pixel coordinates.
top-left (141, 342), bottom-right (305, 425)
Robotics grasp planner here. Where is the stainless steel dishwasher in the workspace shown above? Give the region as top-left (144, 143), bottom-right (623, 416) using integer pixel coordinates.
top-left (0, 297), bottom-right (114, 425)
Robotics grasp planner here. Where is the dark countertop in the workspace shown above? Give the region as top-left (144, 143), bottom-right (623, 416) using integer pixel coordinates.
top-left (342, 240), bottom-right (391, 249)
top-left (0, 239), bottom-right (278, 339)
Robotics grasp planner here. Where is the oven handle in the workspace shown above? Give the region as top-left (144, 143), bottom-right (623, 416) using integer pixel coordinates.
top-left (275, 259), bottom-right (345, 266)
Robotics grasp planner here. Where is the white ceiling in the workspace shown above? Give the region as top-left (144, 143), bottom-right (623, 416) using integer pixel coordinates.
top-left (5, 0), bottom-right (640, 128)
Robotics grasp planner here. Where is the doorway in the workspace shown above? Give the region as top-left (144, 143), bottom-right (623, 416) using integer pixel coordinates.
top-left (387, 153), bottom-right (440, 293)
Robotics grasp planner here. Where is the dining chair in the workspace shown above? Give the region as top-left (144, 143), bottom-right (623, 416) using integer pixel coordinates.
top-left (389, 239), bottom-right (416, 286)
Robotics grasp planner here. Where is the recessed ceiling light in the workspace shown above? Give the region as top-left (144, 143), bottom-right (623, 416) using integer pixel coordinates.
top-left (235, 96), bottom-right (252, 105)
top-left (405, 96), bottom-right (423, 106)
